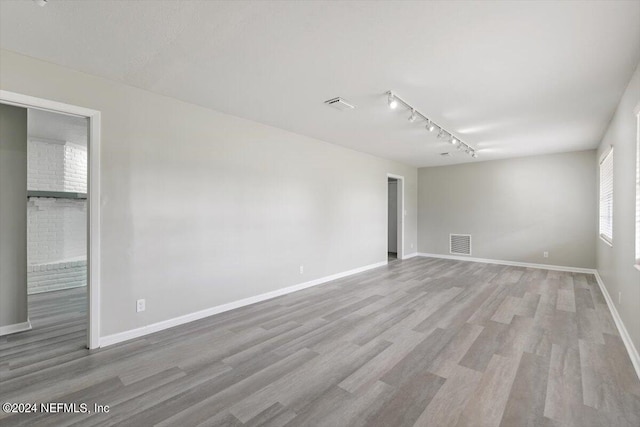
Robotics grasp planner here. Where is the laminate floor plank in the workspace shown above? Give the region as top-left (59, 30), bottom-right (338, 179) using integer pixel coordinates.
top-left (456, 353), bottom-right (522, 427)
top-left (500, 351), bottom-right (550, 427)
top-left (414, 364), bottom-right (483, 427)
top-left (0, 258), bottom-right (638, 426)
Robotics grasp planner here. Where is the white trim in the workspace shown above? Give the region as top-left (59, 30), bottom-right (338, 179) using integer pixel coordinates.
top-left (387, 173), bottom-right (405, 260)
top-left (599, 235), bottom-right (613, 247)
top-left (0, 90), bottom-right (101, 350)
top-left (100, 260), bottom-right (388, 347)
top-left (87, 110), bottom-right (101, 350)
top-left (417, 253), bottom-right (596, 274)
top-left (403, 252), bottom-right (418, 259)
top-left (594, 271), bottom-right (640, 381)
top-left (0, 319), bottom-right (32, 337)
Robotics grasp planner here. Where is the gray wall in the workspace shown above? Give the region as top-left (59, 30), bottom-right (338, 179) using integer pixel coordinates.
top-left (0, 103), bottom-right (27, 330)
top-left (387, 180), bottom-right (397, 253)
top-left (596, 63), bottom-right (640, 354)
top-left (0, 50), bottom-right (417, 338)
top-left (418, 150), bottom-right (597, 268)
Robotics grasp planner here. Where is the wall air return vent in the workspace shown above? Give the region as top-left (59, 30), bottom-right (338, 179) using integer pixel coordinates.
top-left (450, 234), bottom-right (471, 256)
top-left (324, 97), bottom-right (355, 111)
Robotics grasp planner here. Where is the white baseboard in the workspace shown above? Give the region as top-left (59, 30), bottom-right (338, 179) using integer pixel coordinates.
top-left (417, 253), bottom-right (596, 274)
top-left (0, 319), bottom-right (32, 337)
top-left (594, 272), bottom-right (640, 381)
top-left (402, 252), bottom-right (418, 260)
top-left (100, 260), bottom-right (388, 347)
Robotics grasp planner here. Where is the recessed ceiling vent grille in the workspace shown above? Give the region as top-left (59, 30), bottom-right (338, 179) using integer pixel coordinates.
top-left (450, 234), bottom-right (471, 256)
top-left (324, 97), bottom-right (355, 111)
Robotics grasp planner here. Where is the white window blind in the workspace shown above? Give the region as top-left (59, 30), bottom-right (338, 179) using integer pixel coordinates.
top-left (599, 148), bottom-right (614, 244)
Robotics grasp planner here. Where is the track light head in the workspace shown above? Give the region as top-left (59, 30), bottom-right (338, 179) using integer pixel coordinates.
top-left (426, 121), bottom-right (436, 132)
top-left (472, 151), bottom-right (478, 159)
top-left (408, 110), bottom-right (417, 123)
top-left (388, 93), bottom-right (398, 109)
top-left (450, 137), bottom-right (458, 145)
top-left (437, 130), bottom-right (446, 139)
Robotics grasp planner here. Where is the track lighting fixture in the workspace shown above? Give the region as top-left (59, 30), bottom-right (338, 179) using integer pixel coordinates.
top-left (385, 90), bottom-right (477, 159)
top-left (388, 93), bottom-right (398, 109)
top-left (426, 121), bottom-right (436, 132)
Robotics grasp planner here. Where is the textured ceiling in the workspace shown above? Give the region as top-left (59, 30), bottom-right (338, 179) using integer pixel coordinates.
top-left (1, 0), bottom-right (639, 166)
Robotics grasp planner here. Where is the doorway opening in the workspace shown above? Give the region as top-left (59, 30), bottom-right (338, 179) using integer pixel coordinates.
top-left (0, 90), bottom-right (101, 350)
top-left (26, 109), bottom-right (89, 356)
top-left (387, 173), bottom-right (404, 262)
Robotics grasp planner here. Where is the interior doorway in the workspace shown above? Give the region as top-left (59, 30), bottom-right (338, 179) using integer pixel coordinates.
top-left (387, 173), bottom-right (404, 262)
top-left (26, 109), bottom-right (89, 355)
top-left (0, 90), bottom-right (101, 350)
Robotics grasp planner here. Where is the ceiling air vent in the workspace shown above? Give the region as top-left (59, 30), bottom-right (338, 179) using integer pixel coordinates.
top-left (324, 97), bottom-right (355, 111)
top-left (440, 152), bottom-right (451, 157)
top-left (450, 234), bottom-right (471, 256)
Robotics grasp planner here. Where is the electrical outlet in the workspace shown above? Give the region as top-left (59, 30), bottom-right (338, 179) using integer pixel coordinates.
top-left (299, 265), bottom-right (304, 274)
top-left (543, 251), bottom-right (549, 258)
top-left (410, 243), bottom-right (414, 249)
top-left (136, 299), bottom-right (145, 313)
top-left (618, 292), bottom-right (622, 305)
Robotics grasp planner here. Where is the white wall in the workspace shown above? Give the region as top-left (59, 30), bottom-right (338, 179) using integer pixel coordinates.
top-left (596, 63), bottom-right (640, 354)
top-left (418, 150), bottom-right (597, 268)
top-left (0, 49), bottom-right (418, 338)
top-left (387, 180), bottom-right (397, 253)
top-left (0, 103), bottom-right (27, 330)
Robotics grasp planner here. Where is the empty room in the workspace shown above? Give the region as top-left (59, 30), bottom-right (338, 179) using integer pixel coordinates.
top-left (1, 1), bottom-right (639, 426)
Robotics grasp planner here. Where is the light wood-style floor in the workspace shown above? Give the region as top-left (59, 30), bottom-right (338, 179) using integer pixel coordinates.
top-left (1, 257), bottom-right (639, 426)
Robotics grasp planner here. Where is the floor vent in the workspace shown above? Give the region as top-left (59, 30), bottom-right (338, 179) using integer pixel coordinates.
top-left (450, 234), bottom-right (471, 255)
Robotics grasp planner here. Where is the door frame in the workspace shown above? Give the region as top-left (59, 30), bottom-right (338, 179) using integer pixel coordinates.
top-left (0, 90), bottom-right (101, 349)
top-left (387, 173), bottom-right (404, 260)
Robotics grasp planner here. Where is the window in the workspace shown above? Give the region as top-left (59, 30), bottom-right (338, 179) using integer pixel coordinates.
top-left (599, 148), bottom-right (614, 245)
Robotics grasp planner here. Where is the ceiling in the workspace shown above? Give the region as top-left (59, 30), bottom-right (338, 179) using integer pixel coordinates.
top-left (1, 1), bottom-right (639, 167)
top-left (28, 109), bottom-right (88, 146)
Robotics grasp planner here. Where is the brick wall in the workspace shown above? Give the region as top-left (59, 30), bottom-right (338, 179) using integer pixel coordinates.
top-left (27, 198), bottom-right (87, 263)
top-left (27, 139), bottom-right (87, 294)
top-left (27, 259), bottom-right (86, 294)
top-left (28, 140), bottom-right (87, 192)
